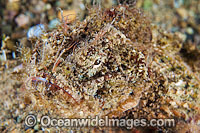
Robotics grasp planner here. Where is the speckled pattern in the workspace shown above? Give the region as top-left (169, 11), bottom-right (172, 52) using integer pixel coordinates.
top-left (18, 5), bottom-right (200, 132)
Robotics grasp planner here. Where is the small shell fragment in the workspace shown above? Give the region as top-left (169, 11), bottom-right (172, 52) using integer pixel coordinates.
top-left (48, 19), bottom-right (61, 29)
top-left (27, 24), bottom-right (45, 39)
top-left (58, 10), bottom-right (76, 23)
top-left (15, 14), bottom-right (30, 27)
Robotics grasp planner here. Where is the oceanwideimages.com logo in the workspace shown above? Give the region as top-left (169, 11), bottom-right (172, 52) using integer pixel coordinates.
top-left (24, 115), bottom-right (175, 129)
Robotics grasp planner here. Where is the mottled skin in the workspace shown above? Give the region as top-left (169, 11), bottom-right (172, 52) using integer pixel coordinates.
top-left (22, 5), bottom-right (200, 132)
